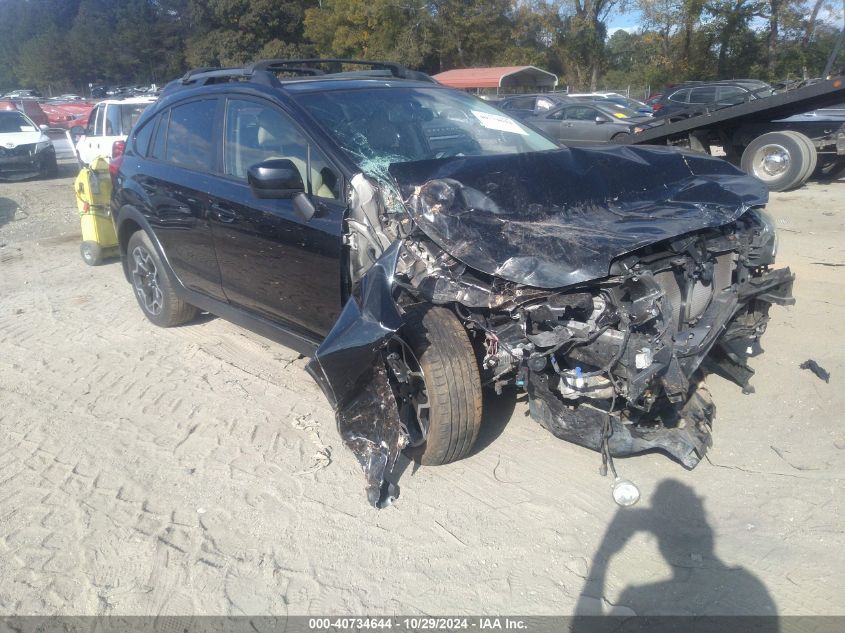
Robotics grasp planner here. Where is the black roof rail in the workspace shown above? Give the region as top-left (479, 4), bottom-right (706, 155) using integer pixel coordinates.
top-left (170, 58), bottom-right (435, 93)
top-left (248, 58), bottom-right (410, 79)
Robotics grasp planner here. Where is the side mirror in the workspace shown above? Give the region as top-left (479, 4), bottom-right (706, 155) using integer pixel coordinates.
top-left (248, 158), bottom-right (304, 199)
top-left (595, 116), bottom-right (608, 124)
top-left (39, 124), bottom-right (49, 133)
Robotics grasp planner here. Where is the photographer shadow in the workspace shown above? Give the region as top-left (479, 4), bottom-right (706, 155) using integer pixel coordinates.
top-left (574, 479), bottom-right (778, 631)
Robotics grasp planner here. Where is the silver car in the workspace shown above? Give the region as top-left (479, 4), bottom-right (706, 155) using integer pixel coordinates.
top-left (526, 101), bottom-right (650, 144)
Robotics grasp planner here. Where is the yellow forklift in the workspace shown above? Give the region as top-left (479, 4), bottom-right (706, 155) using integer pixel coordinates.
top-left (74, 156), bottom-right (118, 266)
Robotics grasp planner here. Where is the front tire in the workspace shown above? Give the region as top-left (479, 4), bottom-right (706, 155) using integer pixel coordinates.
top-left (390, 305), bottom-right (483, 466)
top-left (39, 152), bottom-right (58, 179)
top-left (127, 230), bottom-right (198, 327)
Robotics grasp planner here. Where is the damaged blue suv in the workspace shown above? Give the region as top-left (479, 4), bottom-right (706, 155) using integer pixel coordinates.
top-left (112, 59), bottom-right (794, 507)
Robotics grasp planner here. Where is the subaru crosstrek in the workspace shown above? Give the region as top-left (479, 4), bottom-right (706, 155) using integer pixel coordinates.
top-left (112, 60), bottom-right (794, 507)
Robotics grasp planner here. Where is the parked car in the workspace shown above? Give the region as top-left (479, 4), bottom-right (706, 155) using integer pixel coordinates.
top-left (0, 98), bottom-right (49, 128)
top-left (497, 93), bottom-right (574, 119)
top-left (1, 89), bottom-right (41, 99)
top-left (568, 92), bottom-right (653, 115)
top-left (40, 101), bottom-right (94, 130)
top-left (111, 59), bottom-right (793, 508)
top-left (525, 101), bottom-right (650, 144)
top-left (0, 109), bottom-right (57, 179)
top-left (652, 80), bottom-right (774, 119)
top-left (70, 96), bottom-right (156, 164)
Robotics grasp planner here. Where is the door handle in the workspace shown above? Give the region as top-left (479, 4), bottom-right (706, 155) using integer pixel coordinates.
top-left (210, 204), bottom-right (237, 224)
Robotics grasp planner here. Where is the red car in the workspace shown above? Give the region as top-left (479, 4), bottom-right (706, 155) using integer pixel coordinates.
top-left (0, 98), bottom-right (50, 127)
top-left (40, 101), bottom-right (94, 129)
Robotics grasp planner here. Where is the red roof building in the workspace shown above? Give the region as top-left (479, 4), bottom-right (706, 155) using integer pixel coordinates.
top-left (432, 66), bottom-right (558, 93)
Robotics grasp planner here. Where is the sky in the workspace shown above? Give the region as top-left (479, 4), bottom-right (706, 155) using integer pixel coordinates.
top-left (604, 2), bottom-right (843, 38)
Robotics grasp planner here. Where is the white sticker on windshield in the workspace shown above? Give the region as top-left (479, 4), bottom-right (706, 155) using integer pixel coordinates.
top-left (21, 125), bottom-right (36, 132)
top-left (471, 110), bottom-right (528, 135)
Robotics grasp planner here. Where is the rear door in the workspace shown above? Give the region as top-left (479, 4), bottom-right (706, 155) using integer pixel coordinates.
top-left (561, 105), bottom-right (604, 142)
top-left (133, 98), bottom-right (226, 300)
top-left (206, 96), bottom-right (346, 337)
top-left (530, 106), bottom-right (565, 141)
top-left (717, 86), bottom-right (749, 106)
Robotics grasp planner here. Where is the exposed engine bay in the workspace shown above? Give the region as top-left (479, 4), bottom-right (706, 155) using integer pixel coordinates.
top-left (306, 146), bottom-right (795, 508)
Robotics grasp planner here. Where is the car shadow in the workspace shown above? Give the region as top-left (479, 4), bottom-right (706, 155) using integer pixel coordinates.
top-left (469, 386), bottom-right (519, 456)
top-left (573, 479), bottom-right (779, 626)
top-left (384, 386), bottom-right (520, 498)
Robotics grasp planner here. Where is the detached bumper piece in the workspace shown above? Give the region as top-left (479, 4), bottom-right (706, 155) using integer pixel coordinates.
top-left (306, 242), bottom-right (409, 508)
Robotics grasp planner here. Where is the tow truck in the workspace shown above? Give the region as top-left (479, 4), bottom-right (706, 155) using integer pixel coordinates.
top-left (627, 75), bottom-right (845, 191)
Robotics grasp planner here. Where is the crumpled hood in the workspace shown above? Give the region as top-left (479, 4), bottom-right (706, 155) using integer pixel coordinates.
top-left (389, 145), bottom-right (768, 288)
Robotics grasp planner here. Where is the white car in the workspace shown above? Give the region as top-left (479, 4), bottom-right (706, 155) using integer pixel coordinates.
top-left (72, 97), bottom-right (156, 165)
top-left (0, 109), bottom-right (56, 179)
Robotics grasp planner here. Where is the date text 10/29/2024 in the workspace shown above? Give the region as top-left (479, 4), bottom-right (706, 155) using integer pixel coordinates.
top-left (308, 618), bottom-right (528, 630)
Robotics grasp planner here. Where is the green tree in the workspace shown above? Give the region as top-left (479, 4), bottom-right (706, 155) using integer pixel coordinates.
top-left (185, 0), bottom-right (316, 67)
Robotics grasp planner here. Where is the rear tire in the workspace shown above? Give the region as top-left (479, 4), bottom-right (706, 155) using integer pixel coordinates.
top-left (127, 230), bottom-right (198, 327)
top-left (396, 305), bottom-right (483, 466)
top-left (783, 131), bottom-right (817, 185)
top-left (741, 131), bottom-right (811, 192)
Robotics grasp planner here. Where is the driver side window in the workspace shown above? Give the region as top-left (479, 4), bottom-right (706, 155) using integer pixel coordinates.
top-left (223, 99), bottom-right (338, 199)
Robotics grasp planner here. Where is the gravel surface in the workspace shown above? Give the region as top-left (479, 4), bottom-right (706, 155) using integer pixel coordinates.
top-left (0, 164), bottom-right (843, 616)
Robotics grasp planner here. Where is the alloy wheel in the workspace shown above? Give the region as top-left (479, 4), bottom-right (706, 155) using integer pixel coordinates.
top-left (131, 245), bottom-right (164, 315)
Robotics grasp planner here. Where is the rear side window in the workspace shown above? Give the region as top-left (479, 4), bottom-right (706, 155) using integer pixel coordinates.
top-left (565, 106), bottom-right (597, 121)
top-left (689, 86), bottom-right (717, 104)
top-left (132, 118), bottom-right (155, 157)
top-left (719, 86), bottom-right (747, 105)
top-left (150, 111), bottom-right (169, 160)
top-left (119, 104), bottom-right (150, 136)
top-left (505, 97), bottom-right (534, 110)
top-left (106, 104), bottom-right (121, 135)
top-left (164, 100), bottom-right (217, 171)
top-left (668, 89), bottom-right (689, 103)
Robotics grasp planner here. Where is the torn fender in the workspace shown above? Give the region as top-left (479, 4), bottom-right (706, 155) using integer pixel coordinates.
top-left (305, 241), bottom-right (408, 507)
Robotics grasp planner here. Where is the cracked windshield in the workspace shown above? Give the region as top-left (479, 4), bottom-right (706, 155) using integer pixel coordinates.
top-left (295, 87), bottom-right (558, 172)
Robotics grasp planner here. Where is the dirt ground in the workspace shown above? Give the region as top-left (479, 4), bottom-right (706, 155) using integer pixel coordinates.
top-left (0, 157), bottom-right (843, 618)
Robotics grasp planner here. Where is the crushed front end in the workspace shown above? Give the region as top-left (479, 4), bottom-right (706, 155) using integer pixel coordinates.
top-left (400, 211), bottom-right (794, 471)
top-left (308, 146), bottom-right (795, 506)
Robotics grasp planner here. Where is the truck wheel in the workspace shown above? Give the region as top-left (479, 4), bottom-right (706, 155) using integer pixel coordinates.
top-left (80, 241), bottom-right (103, 266)
top-left (741, 131), bottom-right (812, 192)
top-left (783, 131), bottom-right (817, 184)
top-left (387, 305), bottom-right (483, 466)
top-left (127, 230), bottom-right (198, 327)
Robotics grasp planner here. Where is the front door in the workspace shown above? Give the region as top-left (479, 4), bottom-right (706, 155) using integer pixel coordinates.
top-left (207, 97), bottom-right (346, 337)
